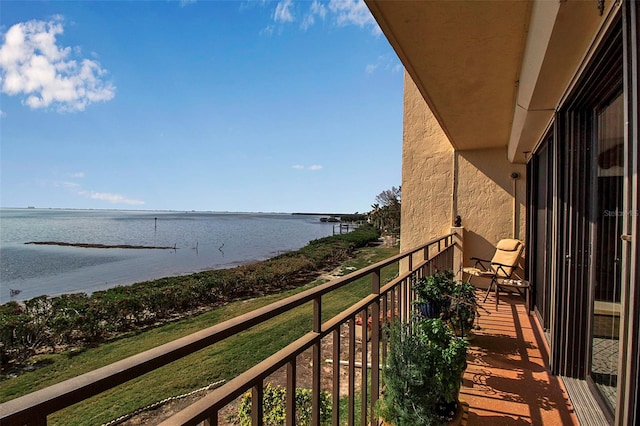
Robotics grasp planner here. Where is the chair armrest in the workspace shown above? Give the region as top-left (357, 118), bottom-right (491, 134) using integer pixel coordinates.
top-left (490, 261), bottom-right (513, 267)
top-left (471, 257), bottom-right (492, 271)
top-left (490, 261), bottom-right (516, 277)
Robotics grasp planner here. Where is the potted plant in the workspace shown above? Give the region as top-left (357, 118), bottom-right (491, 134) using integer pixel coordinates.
top-left (447, 280), bottom-right (480, 338)
top-left (377, 317), bottom-right (468, 426)
top-left (412, 270), bottom-right (454, 319)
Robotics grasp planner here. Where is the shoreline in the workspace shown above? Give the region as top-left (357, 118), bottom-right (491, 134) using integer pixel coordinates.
top-left (2, 210), bottom-right (344, 303)
top-left (0, 242), bottom-right (400, 426)
top-left (0, 225), bottom-right (381, 369)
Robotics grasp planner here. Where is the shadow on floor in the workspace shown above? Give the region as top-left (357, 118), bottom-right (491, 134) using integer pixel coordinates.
top-left (460, 292), bottom-right (579, 425)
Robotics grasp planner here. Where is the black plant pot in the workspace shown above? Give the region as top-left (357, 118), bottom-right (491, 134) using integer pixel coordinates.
top-left (417, 301), bottom-right (441, 319)
top-left (435, 399), bottom-right (459, 423)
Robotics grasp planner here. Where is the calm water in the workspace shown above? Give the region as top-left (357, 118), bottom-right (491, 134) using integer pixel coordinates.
top-left (0, 209), bottom-right (336, 303)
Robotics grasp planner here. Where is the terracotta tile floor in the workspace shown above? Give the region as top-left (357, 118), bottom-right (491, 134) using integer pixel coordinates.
top-left (460, 290), bottom-right (579, 425)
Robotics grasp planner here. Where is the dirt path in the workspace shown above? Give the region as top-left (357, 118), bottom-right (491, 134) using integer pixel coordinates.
top-left (116, 323), bottom-right (367, 425)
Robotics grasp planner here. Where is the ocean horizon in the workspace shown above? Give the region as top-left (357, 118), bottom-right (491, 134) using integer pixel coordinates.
top-left (0, 208), bottom-right (338, 303)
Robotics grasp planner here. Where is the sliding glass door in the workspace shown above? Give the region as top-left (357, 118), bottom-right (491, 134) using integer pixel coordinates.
top-left (528, 3), bottom-right (639, 423)
top-left (590, 92), bottom-right (624, 411)
top-left (528, 132), bottom-right (554, 340)
top-left (543, 19), bottom-right (625, 419)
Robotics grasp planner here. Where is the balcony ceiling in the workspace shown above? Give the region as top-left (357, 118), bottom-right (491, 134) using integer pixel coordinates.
top-left (366, 0), bottom-right (532, 152)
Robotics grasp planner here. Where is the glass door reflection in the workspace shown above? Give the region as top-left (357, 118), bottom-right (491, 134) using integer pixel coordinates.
top-left (591, 93), bottom-right (624, 411)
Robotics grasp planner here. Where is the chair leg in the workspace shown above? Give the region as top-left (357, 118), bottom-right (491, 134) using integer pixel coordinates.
top-left (482, 278), bottom-right (496, 303)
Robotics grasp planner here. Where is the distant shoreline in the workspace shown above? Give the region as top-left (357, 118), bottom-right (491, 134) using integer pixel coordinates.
top-left (25, 241), bottom-right (175, 250)
top-left (3, 207), bottom-right (352, 216)
top-left (3, 210), bottom-right (344, 303)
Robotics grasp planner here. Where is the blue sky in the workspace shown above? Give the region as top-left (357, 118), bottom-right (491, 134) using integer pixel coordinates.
top-left (0, 0), bottom-right (403, 213)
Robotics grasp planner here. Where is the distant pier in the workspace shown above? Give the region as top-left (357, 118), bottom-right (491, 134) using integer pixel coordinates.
top-left (333, 223), bottom-right (359, 235)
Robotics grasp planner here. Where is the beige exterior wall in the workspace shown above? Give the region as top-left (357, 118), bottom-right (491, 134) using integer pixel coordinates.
top-left (456, 149), bottom-right (526, 269)
top-left (400, 71), bottom-right (527, 274)
top-left (400, 72), bottom-right (454, 254)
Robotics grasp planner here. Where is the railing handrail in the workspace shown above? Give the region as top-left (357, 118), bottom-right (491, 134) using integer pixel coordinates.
top-left (157, 260), bottom-right (431, 426)
top-left (0, 233), bottom-right (455, 426)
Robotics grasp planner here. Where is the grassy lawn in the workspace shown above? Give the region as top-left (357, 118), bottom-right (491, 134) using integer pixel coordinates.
top-left (1, 246), bottom-right (399, 426)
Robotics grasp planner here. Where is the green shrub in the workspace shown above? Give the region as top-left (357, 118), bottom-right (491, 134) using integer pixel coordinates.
top-left (377, 318), bottom-right (467, 426)
top-left (307, 224), bottom-right (379, 250)
top-left (412, 270), bottom-right (455, 306)
top-left (0, 302), bottom-right (31, 363)
top-left (48, 293), bottom-right (89, 345)
top-left (237, 383), bottom-right (331, 426)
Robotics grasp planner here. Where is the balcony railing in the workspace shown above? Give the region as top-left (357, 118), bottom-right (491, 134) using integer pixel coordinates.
top-left (0, 233), bottom-right (456, 426)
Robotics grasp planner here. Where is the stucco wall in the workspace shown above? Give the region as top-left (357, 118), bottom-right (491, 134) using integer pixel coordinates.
top-left (400, 72), bottom-right (454, 254)
top-left (400, 71), bottom-right (527, 274)
top-left (456, 149), bottom-right (527, 267)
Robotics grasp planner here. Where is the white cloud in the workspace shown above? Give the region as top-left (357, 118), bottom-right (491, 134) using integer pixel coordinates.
top-left (292, 164), bottom-right (323, 171)
top-left (59, 181), bottom-right (81, 189)
top-left (260, 25), bottom-right (276, 37)
top-left (366, 55), bottom-right (402, 75)
top-left (82, 191), bottom-right (144, 205)
top-left (301, 0), bottom-right (327, 30)
top-left (179, 0), bottom-right (197, 7)
top-left (265, 0), bottom-right (380, 35)
top-left (0, 109), bottom-right (5, 117)
top-left (0, 17), bottom-right (115, 112)
top-left (274, 0), bottom-right (295, 23)
top-left (300, 14), bottom-right (315, 31)
top-left (55, 175), bottom-right (144, 205)
top-left (311, 0), bottom-right (328, 19)
top-left (328, 0), bottom-right (381, 34)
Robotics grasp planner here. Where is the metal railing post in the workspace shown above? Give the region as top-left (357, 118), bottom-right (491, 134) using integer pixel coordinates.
top-left (332, 329), bottom-right (340, 426)
top-left (204, 413), bottom-right (218, 426)
top-left (381, 292), bottom-right (388, 366)
top-left (451, 227), bottom-right (464, 280)
top-left (348, 317), bottom-right (356, 426)
top-left (360, 308), bottom-right (368, 426)
top-left (370, 269), bottom-right (381, 425)
top-left (252, 379), bottom-right (264, 426)
top-left (312, 297), bottom-right (322, 426)
top-left (286, 359), bottom-right (296, 426)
